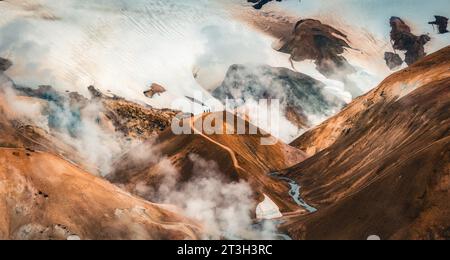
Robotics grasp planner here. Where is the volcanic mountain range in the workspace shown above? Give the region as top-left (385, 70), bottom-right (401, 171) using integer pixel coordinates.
top-left (1, 45), bottom-right (448, 239)
top-left (285, 46), bottom-right (450, 240)
top-left (0, 1), bottom-right (449, 240)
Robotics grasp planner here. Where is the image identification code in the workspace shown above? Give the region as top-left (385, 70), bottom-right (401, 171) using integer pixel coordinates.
top-left (177, 244), bottom-right (273, 258)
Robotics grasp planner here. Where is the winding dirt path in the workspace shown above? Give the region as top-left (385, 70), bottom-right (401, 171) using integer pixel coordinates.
top-left (189, 115), bottom-right (246, 174)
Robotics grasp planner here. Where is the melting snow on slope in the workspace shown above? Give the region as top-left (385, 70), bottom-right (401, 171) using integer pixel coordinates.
top-left (256, 194), bottom-right (283, 220)
top-left (0, 0), bottom-right (299, 109)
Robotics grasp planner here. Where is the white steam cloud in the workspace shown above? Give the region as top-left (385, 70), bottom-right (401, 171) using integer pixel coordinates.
top-left (0, 73), bottom-right (125, 176)
top-left (0, 0), bottom-right (285, 109)
top-left (131, 151), bottom-right (278, 240)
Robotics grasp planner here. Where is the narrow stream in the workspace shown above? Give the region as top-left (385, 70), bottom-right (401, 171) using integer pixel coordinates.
top-left (269, 172), bottom-right (318, 213)
top-left (222, 172), bottom-right (317, 240)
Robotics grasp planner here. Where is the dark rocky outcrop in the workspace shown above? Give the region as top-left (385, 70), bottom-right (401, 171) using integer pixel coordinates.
top-left (13, 84), bottom-right (178, 140)
top-left (86, 86), bottom-right (178, 139)
top-left (277, 19), bottom-right (355, 81)
top-left (247, 0), bottom-right (282, 10)
top-left (384, 52), bottom-right (403, 70)
top-left (212, 64), bottom-right (346, 129)
top-left (0, 58), bottom-right (12, 72)
top-left (15, 85), bottom-right (66, 103)
top-left (390, 17), bottom-right (431, 66)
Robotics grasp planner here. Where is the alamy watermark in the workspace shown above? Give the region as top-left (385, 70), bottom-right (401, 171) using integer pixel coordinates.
top-left (169, 91), bottom-right (281, 145)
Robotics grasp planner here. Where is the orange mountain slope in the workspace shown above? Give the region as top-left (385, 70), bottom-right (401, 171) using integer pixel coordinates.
top-left (0, 87), bottom-right (202, 240)
top-left (282, 46), bottom-right (450, 240)
top-left (112, 112), bottom-right (306, 213)
top-left (0, 148), bottom-right (201, 240)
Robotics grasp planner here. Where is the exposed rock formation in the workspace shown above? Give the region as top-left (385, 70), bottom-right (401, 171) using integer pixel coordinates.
top-left (247, 0), bottom-right (282, 10)
top-left (384, 52), bottom-right (403, 70)
top-left (285, 46), bottom-right (450, 240)
top-left (14, 85), bottom-right (178, 141)
top-left (102, 98), bottom-right (177, 140)
top-left (390, 17), bottom-right (431, 66)
top-left (212, 64), bottom-right (346, 130)
top-left (88, 86), bottom-right (178, 140)
top-left (144, 83), bottom-right (166, 98)
top-left (0, 57), bottom-right (12, 72)
top-left (277, 19), bottom-right (355, 80)
top-left (1, 82), bottom-right (178, 176)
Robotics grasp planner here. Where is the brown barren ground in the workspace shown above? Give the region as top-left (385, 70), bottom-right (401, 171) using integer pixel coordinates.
top-left (0, 148), bottom-right (201, 240)
top-left (283, 46), bottom-right (450, 240)
top-left (113, 112), bottom-right (307, 213)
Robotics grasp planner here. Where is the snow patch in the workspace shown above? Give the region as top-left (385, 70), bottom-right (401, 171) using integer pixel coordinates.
top-left (67, 235), bottom-right (81, 240)
top-left (256, 194), bottom-right (282, 220)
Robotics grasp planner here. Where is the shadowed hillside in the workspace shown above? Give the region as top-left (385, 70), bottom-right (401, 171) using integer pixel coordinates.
top-left (282, 46), bottom-right (450, 240)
